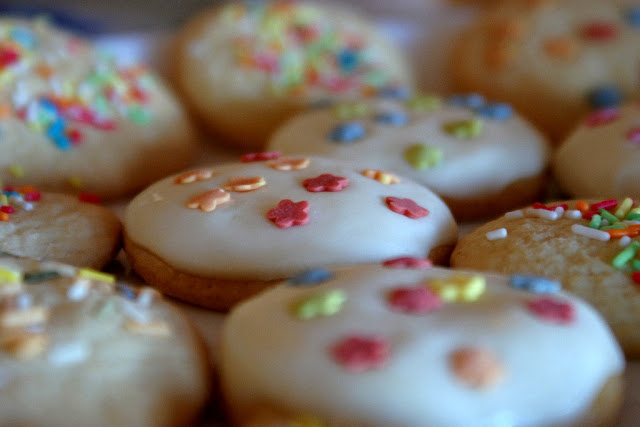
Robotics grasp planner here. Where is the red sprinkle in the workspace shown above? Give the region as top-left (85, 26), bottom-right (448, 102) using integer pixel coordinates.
top-left (240, 151), bottom-right (281, 162)
top-left (591, 199), bottom-right (618, 211)
top-left (388, 287), bottom-right (443, 314)
top-left (385, 197), bottom-right (429, 219)
top-left (303, 174), bottom-right (349, 192)
top-left (532, 202), bottom-right (568, 211)
top-left (266, 199), bottom-right (310, 229)
top-left (581, 22), bottom-right (618, 42)
top-left (78, 193), bottom-right (102, 204)
top-left (0, 205), bottom-right (14, 214)
top-left (0, 46), bottom-right (20, 68)
top-left (67, 128), bottom-right (83, 145)
top-left (584, 108), bottom-right (620, 127)
top-left (23, 191), bottom-right (40, 202)
top-left (382, 257), bottom-right (433, 269)
top-left (330, 335), bottom-right (390, 373)
top-left (526, 297), bottom-right (574, 324)
top-left (627, 127), bottom-right (640, 144)
top-left (632, 272), bottom-right (640, 285)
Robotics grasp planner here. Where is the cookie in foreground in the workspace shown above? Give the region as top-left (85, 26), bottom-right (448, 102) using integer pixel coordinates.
top-left (220, 261), bottom-right (624, 426)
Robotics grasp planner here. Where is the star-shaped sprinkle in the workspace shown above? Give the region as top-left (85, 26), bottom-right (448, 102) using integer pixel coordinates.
top-left (361, 169), bottom-right (400, 185)
top-left (267, 156), bottom-right (310, 171)
top-left (449, 347), bottom-right (505, 389)
top-left (428, 275), bottom-right (486, 303)
top-left (526, 297), bottom-right (574, 324)
top-left (240, 151), bottom-right (281, 162)
top-left (382, 257), bottom-right (432, 269)
top-left (330, 335), bottom-right (390, 373)
top-left (404, 144), bottom-right (443, 170)
top-left (387, 286), bottom-right (443, 314)
top-left (222, 176), bottom-right (266, 192)
top-left (385, 197), bottom-right (429, 219)
top-left (303, 174), bottom-right (349, 192)
top-left (267, 199), bottom-right (310, 228)
top-left (290, 289), bottom-right (346, 320)
top-left (173, 169), bottom-right (215, 184)
top-left (584, 108), bottom-right (619, 127)
top-left (185, 189), bottom-right (231, 212)
top-left (443, 118), bottom-right (484, 139)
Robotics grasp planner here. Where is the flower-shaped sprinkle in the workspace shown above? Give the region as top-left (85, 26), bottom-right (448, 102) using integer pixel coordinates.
top-left (526, 297), bottom-right (574, 324)
top-left (382, 257), bottom-right (432, 269)
top-left (185, 189), bottom-right (231, 212)
top-left (627, 126), bottom-right (640, 144)
top-left (385, 197), bottom-right (429, 219)
top-left (361, 169), bottom-right (400, 185)
top-left (330, 335), bottom-right (390, 373)
top-left (240, 151), bottom-right (281, 162)
top-left (428, 275), bottom-right (486, 303)
top-left (267, 156), bottom-right (310, 171)
top-left (173, 169), bottom-right (215, 184)
top-left (449, 347), bottom-right (505, 389)
top-left (387, 286), bottom-right (443, 314)
top-left (303, 174), bottom-right (349, 192)
top-left (404, 144), bottom-right (443, 170)
top-left (290, 289), bottom-right (346, 320)
top-left (267, 199), bottom-right (310, 228)
top-left (584, 108), bottom-right (619, 127)
top-left (443, 118), bottom-right (484, 139)
top-left (509, 275), bottom-right (561, 294)
top-left (222, 176), bottom-right (266, 192)
top-left (328, 122), bottom-right (366, 143)
top-left (289, 269), bottom-right (333, 286)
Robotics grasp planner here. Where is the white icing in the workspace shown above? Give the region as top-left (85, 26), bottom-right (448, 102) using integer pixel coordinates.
top-left (124, 156), bottom-right (458, 281)
top-left (267, 99), bottom-right (550, 199)
top-left (221, 264), bottom-right (624, 426)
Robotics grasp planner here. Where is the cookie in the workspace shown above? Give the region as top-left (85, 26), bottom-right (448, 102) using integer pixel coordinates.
top-left (123, 155), bottom-right (458, 311)
top-left (452, 197), bottom-right (640, 357)
top-left (554, 102), bottom-right (640, 198)
top-left (268, 95), bottom-right (550, 221)
top-left (0, 254), bottom-right (210, 426)
top-left (220, 261), bottom-right (624, 426)
top-left (173, 0), bottom-right (414, 150)
top-left (451, 0), bottom-right (640, 141)
top-left (0, 17), bottom-right (196, 200)
top-left (0, 187), bottom-right (120, 269)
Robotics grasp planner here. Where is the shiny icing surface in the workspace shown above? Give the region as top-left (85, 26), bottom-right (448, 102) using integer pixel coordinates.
top-left (221, 263), bottom-right (624, 426)
top-left (554, 103), bottom-right (640, 198)
top-left (124, 156), bottom-right (458, 280)
top-left (268, 97), bottom-right (550, 199)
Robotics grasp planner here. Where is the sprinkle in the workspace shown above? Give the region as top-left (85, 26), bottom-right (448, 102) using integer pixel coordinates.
top-left (67, 279), bottom-right (91, 301)
top-left (116, 283), bottom-right (138, 300)
top-left (406, 95), bottom-right (441, 113)
top-left (428, 275), bottom-right (486, 303)
top-left (267, 156), bottom-right (310, 171)
top-left (222, 176), bottom-right (266, 192)
top-left (124, 319), bottom-right (171, 337)
top-left (7, 165), bottom-right (24, 178)
top-left (47, 342), bottom-right (89, 366)
top-left (532, 202), bottom-right (568, 211)
top-left (0, 268), bottom-right (22, 283)
top-left (486, 228), bottom-right (507, 240)
top-left (584, 108), bottom-right (620, 127)
top-left (361, 169), bottom-right (400, 185)
top-left (612, 241), bottom-right (640, 269)
top-left (404, 144), bottom-right (443, 170)
top-left (267, 199), bottom-right (310, 229)
top-left (240, 151), bottom-right (281, 162)
top-left (67, 176), bottom-right (83, 189)
top-left (291, 289), bottom-right (346, 320)
top-left (385, 197), bottom-right (429, 219)
top-left (626, 6), bottom-right (640, 27)
top-left (474, 103), bottom-right (514, 120)
top-left (599, 208), bottom-right (620, 224)
top-left (185, 189), bottom-right (231, 212)
top-left (509, 275), bottom-right (560, 294)
top-left (504, 210), bottom-right (524, 219)
top-left (615, 198), bottom-right (634, 219)
top-left (77, 268), bottom-right (115, 284)
top-left (632, 259), bottom-right (640, 271)
top-left (173, 169), bottom-right (215, 184)
top-left (137, 287), bottom-right (160, 308)
top-left (627, 127), bottom-right (640, 144)
top-left (442, 118), bottom-right (484, 139)
top-left (571, 224), bottom-right (611, 241)
top-left (620, 236), bottom-right (633, 247)
top-left (382, 257), bottom-right (432, 269)
top-left (633, 272), bottom-right (640, 284)
top-left (378, 86), bottom-right (411, 100)
top-left (387, 286), bottom-right (443, 314)
top-left (543, 36), bottom-right (577, 61)
top-left (449, 347), bottom-right (505, 389)
top-left (78, 193), bottom-right (102, 204)
top-left (588, 214), bottom-right (602, 229)
top-left (588, 85), bottom-right (623, 109)
top-left (289, 269), bottom-right (333, 286)
top-left (330, 335), bottom-right (390, 373)
top-left (526, 297), bottom-right (574, 324)
top-left (581, 21), bottom-right (618, 42)
top-left (564, 209), bottom-right (583, 220)
top-left (575, 201), bottom-right (590, 212)
top-left (524, 208), bottom-right (559, 220)
top-left (605, 224), bottom-right (640, 239)
top-left (448, 93), bottom-right (485, 109)
top-left (328, 121), bottom-right (365, 142)
top-left (374, 111), bottom-right (408, 126)
top-left (24, 271), bottom-right (60, 283)
top-left (303, 174), bottom-right (349, 192)
top-left (333, 103), bottom-right (369, 120)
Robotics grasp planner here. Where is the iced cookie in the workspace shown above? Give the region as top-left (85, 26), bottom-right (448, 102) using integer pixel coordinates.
top-left (174, 0), bottom-right (414, 150)
top-left (220, 261), bottom-right (624, 426)
top-left (123, 155), bottom-right (458, 310)
top-left (0, 254), bottom-right (210, 426)
top-left (0, 18), bottom-right (196, 200)
top-left (268, 95), bottom-right (550, 220)
top-left (452, 197), bottom-right (640, 356)
top-left (452, 0), bottom-right (640, 141)
top-left (0, 187), bottom-right (120, 269)
top-left (554, 103), bottom-right (640, 198)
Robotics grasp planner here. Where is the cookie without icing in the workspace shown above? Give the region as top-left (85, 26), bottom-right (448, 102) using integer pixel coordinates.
top-left (221, 262), bottom-right (624, 426)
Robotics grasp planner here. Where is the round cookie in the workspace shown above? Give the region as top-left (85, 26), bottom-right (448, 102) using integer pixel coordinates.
top-left (452, 197), bottom-right (640, 357)
top-left (0, 253), bottom-right (210, 426)
top-left (174, 0), bottom-right (414, 150)
top-left (123, 155), bottom-right (458, 311)
top-left (220, 261), bottom-right (624, 426)
top-left (0, 17), bottom-right (196, 200)
top-left (0, 187), bottom-right (120, 269)
top-left (452, 0), bottom-right (640, 141)
top-left (554, 102), bottom-right (640, 198)
top-left (268, 95), bottom-right (550, 221)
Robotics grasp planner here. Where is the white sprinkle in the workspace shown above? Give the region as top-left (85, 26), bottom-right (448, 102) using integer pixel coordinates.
top-left (136, 287), bottom-right (160, 308)
top-left (554, 206), bottom-right (565, 216)
top-left (22, 203), bottom-right (34, 211)
top-left (619, 236), bottom-right (632, 247)
top-left (67, 279), bottom-right (91, 301)
top-left (15, 293), bottom-right (32, 309)
top-left (47, 342), bottom-right (90, 366)
top-left (525, 208), bottom-right (559, 220)
top-left (563, 209), bottom-right (583, 220)
top-left (486, 228), bottom-right (508, 240)
top-left (571, 224), bottom-right (610, 241)
top-left (122, 301), bottom-right (152, 323)
top-left (504, 210), bottom-right (523, 219)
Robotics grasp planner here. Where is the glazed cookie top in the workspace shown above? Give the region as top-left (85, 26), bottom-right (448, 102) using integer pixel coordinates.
top-left (124, 155), bottom-right (458, 281)
top-left (0, 18), bottom-right (194, 199)
top-left (268, 95), bottom-right (550, 199)
top-left (0, 254), bottom-right (209, 426)
top-left (554, 102), bottom-right (640, 198)
top-left (221, 261), bottom-right (624, 426)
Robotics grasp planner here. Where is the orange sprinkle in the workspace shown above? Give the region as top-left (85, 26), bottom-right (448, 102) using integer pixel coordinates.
top-left (173, 169), bottom-right (215, 184)
top-left (606, 224), bottom-right (640, 239)
top-left (267, 156), bottom-right (310, 171)
top-left (185, 189), bottom-right (230, 212)
top-left (14, 186), bottom-right (37, 194)
top-left (222, 176), bottom-right (266, 192)
top-left (0, 212), bottom-right (9, 221)
top-left (35, 64), bottom-right (54, 78)
top-left (575, 201), bottom-right (589, 212)
top-left (0, 104), bottom-right (11, 119)
top-left (361, 169), bottom-right (400, 185)
top-left (543, 36), bottom-right (577, 61)
top-left (449, 347), bottom-right (505, 389)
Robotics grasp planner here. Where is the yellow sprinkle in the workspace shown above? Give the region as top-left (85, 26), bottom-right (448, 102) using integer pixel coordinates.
top-left (0, 267), bottom-right (22, 283)
top-left (428, 275), bottom-right (486, 303)
top-left (77, 268), bottom-right (115, 284)
top-left (361, 169), bottom-right (401, 185)
top-left (7, 164), bottom-right (25, 178)
top-left (67, 176), bottom-right (84, 189)
top-left (0, 195), bottom-right (8, 206)
top-left (615, 197), bottom-right (634, 220)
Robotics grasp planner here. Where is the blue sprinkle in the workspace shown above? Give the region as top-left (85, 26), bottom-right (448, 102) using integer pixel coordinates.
top-left (289, 269), bottom-right (333, 286)
top-left (47, 120), bottom-right (71, 150)
top-left (337, 49), bottom-right (359, 73)
top-left (509, 275), bottom-right (561, 294)
top-left (588, 85), bottom-right (624, 109)
top-left (328, 121), bottom-right (366, 143)
top-left (374, 111), bottom-right (409, 126)
top-left (3, 191), bottom-right (19, 197)
top-left (10, 27), bottom-right (36, 49)
top-left (475, 103), bottom-right (514, 120)
top-left (378, 86), bottom-right (411, 100)
top-left (449, 93), bottom-right (486, 109)
top-left (625, 6), bottom-right (640, 27)
top-left (39, 98), bottom-right (59, 114)
top-left (116, 283), bottom-right (137, 300)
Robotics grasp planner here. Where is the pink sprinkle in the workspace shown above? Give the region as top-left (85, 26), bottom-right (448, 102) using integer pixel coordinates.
top-left (24, 191), bottom-right (40, 202)
top-left (388, 287), bottom-right (443, 314)
top-left (240, 151), bottom-right (281, 162)
top-left (0, 46), bottom-right (19, 68)
top-left (532, 202), bottom-right (568, 211)
top-left (254, 53), bottom-right (279, 73)
top-left (266, 199), bottom-right (310, 229)
top-left (330, 335), bottom-right (390, 373)
top-left (385, 197), bottom-right (429, 219)
top-left (581, 22), bottom-right (618, 42)
top-left (0, 205), bottom-right (14, 214)
top-left (526, 297), bottom-right (574, 324)
top-left (584, 108), bottom-right (620, 127)
top-left (303, 174), bottom-right (349, 192)
top-left (382, 257), bottom-right (433, 269)
top-left (627, 127), bottom-right (640, 144)
top-left (78, 193), bottom-right (102, 204)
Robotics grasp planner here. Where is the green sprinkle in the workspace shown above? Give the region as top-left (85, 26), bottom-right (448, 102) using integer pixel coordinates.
top-left (599, 209), bottom-right (620, 225)
top-left (632, 259), bottom-right (640, 271)
top-left (626, 212), bottom-right (640, 221)
top-left (24, 271), bottom-right (61, 283)
top-left (612, 241), bottom-right (640, 269)
top-left (588, 214), bottom-right (602, 229)
top-left (601, 225), bottom-right (627, 230)
top-left (127, 105), bottom-right (151, 125)
top-left (290, 289), bottom-right (346, 320)
top-left (443, 118), bottom-right (484, 139)
top-left (404, 144), bottom-right (443, 170)
top-left (406, 95), bottom-right (441, 113)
